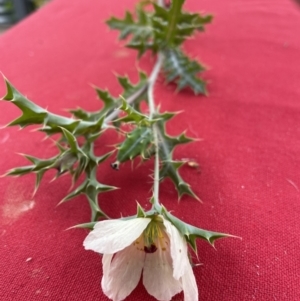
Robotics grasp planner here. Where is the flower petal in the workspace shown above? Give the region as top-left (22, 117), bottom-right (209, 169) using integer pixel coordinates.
top-left (83, 218), bottom-right (151, 254)
top-left (102, 243), bottom-right (145, 301)
top-left (181, 263), bottom-right (198, 301)
top-left (163, 218), bottom-right (189, 280)
top-left (143, 240), bottom-right (182, 301)
top-left (101, 253), bottom-right (113, 293)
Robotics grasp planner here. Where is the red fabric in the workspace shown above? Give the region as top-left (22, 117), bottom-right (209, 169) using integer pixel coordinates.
top-left (0, 0), bottom-right (300, 300)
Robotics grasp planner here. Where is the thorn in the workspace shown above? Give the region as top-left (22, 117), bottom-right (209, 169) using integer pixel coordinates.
top-left (49, 173), bottom-right (59, 183)
top-left (112, 70), bottom-right (121, 79)
top-left (64, 226), bottom-right (74, 231)
top-left (32, 186), bottom-right (38, 197)
top-left (192, 137), bottom-right (203, 142)
top-left (195, 195), bottom-right (203, 203)
top-left (209, 241), bottom-right (217, 250)
top-left (68, 180), bottom-right (75, 192)
top-left (16, 152), bottom-right (27, 157)
top-left (56, 198), bottom-right (67, 207)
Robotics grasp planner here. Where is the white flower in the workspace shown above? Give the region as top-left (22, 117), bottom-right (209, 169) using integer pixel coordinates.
top-left (83, 215), bottom-right (198, 301)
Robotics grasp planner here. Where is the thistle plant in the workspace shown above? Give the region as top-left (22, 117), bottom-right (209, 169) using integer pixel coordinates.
top-left (1, 1), bottom-right (236, 300)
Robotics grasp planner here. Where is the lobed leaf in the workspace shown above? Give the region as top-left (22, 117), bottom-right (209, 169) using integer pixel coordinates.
top-left (107, 0), bottom-right (212, 57)
top-left (163, 48), bottom-right (207, 94)
top-left (112, 126), bottom-right (153, 169)
top-left (107, 9), bottom-right (154, 57)
top-left (0, 77), bottom-right (105, 136)
top-left (115, 97), bottom-right (151, 125)
top-left (153, 0), bottom-right (212, 48)
top-left (161, 206), bottom-right (235, 253)
top-left (155, 112), bottom-right (198, 199)
top-left (0, 76), bottom-right (121, 221)
top-left (60, 168), bottom-right (117, 221)
top-left (160, 160), bottom-right (199, 200)
top-left (70, 72), bottom-right (148, 125)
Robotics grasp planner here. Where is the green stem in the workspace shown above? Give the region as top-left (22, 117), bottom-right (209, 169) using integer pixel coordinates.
top-left (147, 53), bottom-right (164, 209)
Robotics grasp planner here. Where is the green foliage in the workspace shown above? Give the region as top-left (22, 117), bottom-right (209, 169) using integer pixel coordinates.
top-left (152, 0), bottom-right (212, 49)
top-left (0, 0), bottom-right (233, 249)
top-left (156, 112), bottom-right (198, 200)
top-left (0, 0), bottom-right (235, 275)
top-left (112, 126), bottom-right (153, 169)
top-left (5, 154), bottom-right (64, 194)
top-left (3, 72), bottom-right (200, 220)
top-left (70, 71), bottom-right (148, 124)
top-left (107, 0), bottom-right (212, 57)
top-left (1, 77), bottom-right (118, 221)
top-left (161, 206), bottom-right (234, 252)
top-left (111, 108), bottom-right (198, 200)
top-left (1, 77), bottom-right (104, 135)
top-left (107, 9), bottom-right (153, 57)
top-left (107, 0), bottom-right (211, 93)
top-left (162, 48), bottom-right (207, 94)
top-left (115, 97), bottom-right (152, 126)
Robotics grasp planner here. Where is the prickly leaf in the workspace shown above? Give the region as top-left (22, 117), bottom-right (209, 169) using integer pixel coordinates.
top-left (155, 112), bottom-right (198, 199)
top-left (152, 0), bottom-right (212, 47)
top-left (112, 126), bottom-right (153, 169)
top-left (107, 9), bottom-right (153, 56)
top-left (0, 77), bottom-right (105, 136)
top-left (161, 206), bottom-right (235, 253)
top-left (163, 48), bottom-right (206, 94)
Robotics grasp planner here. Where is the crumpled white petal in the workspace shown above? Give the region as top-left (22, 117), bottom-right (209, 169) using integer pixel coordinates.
top-left (143, 237), bottom-right (182, 300)
top-left (181, 262), bottom-right (198, 301)
top-left (102, 244), bottom-right (145, 301)
top-left (163, 218), bottom-right (189, 280)
top-left (83, 218), bottom-right (151, 254)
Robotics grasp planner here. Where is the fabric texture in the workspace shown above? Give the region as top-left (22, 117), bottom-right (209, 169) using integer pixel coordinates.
top-left (0, 0), bottom-right (299, 300)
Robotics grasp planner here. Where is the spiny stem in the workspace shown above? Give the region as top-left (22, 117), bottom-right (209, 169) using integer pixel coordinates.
top-left (147, 53), bottom-right (164, 208)
top-left (107, 0), bottom-right (165, 209)
top-left (148, 53), bottom-right (164, 119)
top-left (152, 125), bottom-right (161, 207)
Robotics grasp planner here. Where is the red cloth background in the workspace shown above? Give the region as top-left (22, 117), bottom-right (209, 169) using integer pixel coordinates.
top-left (0, 0), bottom-right (300, 300)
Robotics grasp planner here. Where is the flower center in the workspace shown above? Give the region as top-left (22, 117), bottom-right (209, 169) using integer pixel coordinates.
top-left (142, 216), bottom-right (167, 253)
top-left (133, 217), bottom-right (169, 253)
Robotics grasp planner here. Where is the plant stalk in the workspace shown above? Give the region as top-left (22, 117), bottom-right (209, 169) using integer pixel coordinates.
top-left (147, 52), bottom-right (164, 208)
